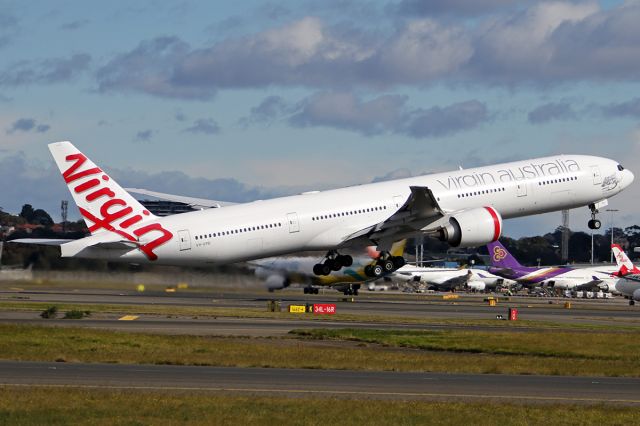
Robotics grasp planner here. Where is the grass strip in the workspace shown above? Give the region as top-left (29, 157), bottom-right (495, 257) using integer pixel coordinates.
top-left (0, 386), bottom-right (637, 426)
top-left (1, 300), bottom-right (638, 332)
top-left (291, 328), bottom-right (640, 361)
top-left (1, 324), bottom-right (640, 376)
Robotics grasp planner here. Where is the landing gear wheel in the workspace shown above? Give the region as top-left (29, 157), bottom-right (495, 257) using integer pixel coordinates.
top-left (313, 263), bottom-right (331, 276)
top-left (325, 258), bottom-right (341, 271)
top-left (588, 219), bottom-right (601, 230)
top-left (630, 300), bottom-right (636, 306)
top-left (371, 264), bottom-right (384, 277)
top-left (391, 256), bottom-right (406, 269)
top-left (364, 265), bottom-right (374, 277)
top-left (337, 254), bottom-right (353, 267)
top-left (379, 259), bottom-right (395, 273)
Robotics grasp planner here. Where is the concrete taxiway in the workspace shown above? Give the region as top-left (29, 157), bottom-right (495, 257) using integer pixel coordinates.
top-left (2, 361), bottom-right (640, 404)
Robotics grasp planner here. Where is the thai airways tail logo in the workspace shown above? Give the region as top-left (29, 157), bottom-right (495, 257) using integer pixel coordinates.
top-left (62, 152), bottom-right (173, 261)
top-left (492, 246), bottom-right (507, 262)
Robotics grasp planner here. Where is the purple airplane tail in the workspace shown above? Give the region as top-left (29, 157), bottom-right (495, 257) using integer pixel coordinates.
top-left (486, 240), bottom-right (523, 269)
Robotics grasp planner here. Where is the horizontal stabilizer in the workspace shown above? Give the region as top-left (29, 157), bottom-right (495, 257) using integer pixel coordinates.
top-left (9, 239), bottom-right (74, 246)
top-left (125, 188), bottom-right (236, 209)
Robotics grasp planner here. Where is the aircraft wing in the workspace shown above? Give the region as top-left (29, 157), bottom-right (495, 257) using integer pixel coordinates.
top-left (125, 188), bottom-right (237, 209)
top-left (432, 271), bottom-right (473, 290)
top-left (574, 277), bottom-right (603, 291)
top-left (343, 186), bottom-right (444, 247)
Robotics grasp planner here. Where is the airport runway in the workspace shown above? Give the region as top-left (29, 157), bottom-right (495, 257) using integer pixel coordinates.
top-left (2, 361), bottom-right (640, 404)
top-left (2, 287), bottom-right (639, 329)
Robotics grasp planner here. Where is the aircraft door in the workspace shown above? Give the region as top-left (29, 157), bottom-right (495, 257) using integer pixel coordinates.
top-left (178, 229), bottom-right (191, 251)
top-left (287, 213), bottom-right (300, 233)
top-left (591, 166), bottom-right (602, 185)
top-left (516, 182), bottom-right (527, 197)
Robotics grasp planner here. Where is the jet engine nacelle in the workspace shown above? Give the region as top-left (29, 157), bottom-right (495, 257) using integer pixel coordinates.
top-left (264, 274), bottom-right (291, 292)
top-left (438, 206), bottom-right (502, 247)
top-left (633, 288), bottom-right (640, 302)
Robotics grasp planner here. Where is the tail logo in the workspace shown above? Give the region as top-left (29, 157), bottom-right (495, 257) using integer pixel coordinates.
top-left (63, 153), bottom-right (173, 261)
top-left (492, 246), bottom-right (507, 262)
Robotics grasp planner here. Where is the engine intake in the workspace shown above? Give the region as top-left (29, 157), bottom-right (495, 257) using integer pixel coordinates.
top-left (438, 206), bottom-right (502, 247)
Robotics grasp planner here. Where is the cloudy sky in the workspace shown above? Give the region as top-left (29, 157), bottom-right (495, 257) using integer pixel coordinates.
top-left (2, 0), bottom-right (640, 238)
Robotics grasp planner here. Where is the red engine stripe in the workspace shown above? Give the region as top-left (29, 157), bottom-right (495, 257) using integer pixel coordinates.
top-left (485, 206), bottom-right (501, 241)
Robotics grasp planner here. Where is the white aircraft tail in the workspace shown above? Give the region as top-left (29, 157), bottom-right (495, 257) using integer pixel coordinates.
top-left (49, 141), bottom-right (157, 234)
top-left (611, 244), bottom-right (640, 276)
top-left (48, 141), bottom-right (173, 261)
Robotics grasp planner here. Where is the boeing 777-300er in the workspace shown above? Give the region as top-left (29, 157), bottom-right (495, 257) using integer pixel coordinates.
top-left (11, 142), bottom-right (634, 277)
top-left (486, 241), bottom-right (620, 291)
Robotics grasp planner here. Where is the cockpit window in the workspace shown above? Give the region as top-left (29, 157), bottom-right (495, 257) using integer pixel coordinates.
top-left (617, 164), bottom-right (625, 171)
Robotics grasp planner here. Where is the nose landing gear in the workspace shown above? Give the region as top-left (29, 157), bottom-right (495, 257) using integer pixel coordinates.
top-left (588, 203), bottom-right (602, 230)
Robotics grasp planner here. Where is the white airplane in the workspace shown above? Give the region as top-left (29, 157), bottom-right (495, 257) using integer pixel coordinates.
top-left (11, 142), bottom-right (634, 277)
top-left (392, 265), bottom-right (510, 292)
top-left (251, 240), bottom-right (406, 295)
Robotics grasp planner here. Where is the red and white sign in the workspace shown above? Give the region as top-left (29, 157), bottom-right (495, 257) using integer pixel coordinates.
top-left (313, 304), bottom-right (336, 315)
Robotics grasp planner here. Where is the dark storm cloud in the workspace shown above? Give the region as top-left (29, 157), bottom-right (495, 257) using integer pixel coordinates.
top-left (183, 118), bottom-right (220, 135)
top-left (528, 102), bottom-right (577, 124)
top-left (0, 53), bottom-right (91, 86)
top-left (6, 118), bottom-right (50, 134)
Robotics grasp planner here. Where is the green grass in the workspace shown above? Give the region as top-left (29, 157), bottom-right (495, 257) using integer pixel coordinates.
top-left (0, 386), bottom-right (637, 425)
top-left (292, 328), bottom-right (640, 360)
top-left (1, 300), bottom-right (638, 331)
top-left (1, 324), bottom-right (640, 376)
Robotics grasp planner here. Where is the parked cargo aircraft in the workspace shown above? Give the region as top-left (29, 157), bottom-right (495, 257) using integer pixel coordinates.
top-left (11, 142), bottom-right (634, 276)
top-left (392, 265), bottom-right (510, 292)
top-left (251, 240), bottom-right (406, 295)
top-left (486, 241), bottom-right (619, 291)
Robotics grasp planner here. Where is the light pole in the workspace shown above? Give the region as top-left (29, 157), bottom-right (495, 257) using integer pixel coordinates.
top-left (606, 209), bottom-right (619, 263)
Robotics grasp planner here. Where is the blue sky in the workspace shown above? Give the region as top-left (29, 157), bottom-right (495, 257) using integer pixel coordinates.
top-left (1, 0), bottom-right (640, 238)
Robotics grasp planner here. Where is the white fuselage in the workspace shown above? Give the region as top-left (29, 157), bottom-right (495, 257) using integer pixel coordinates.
top-left (72, 154), bottom-right (632, 266)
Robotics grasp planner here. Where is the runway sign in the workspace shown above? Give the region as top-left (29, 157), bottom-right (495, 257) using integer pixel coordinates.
top-left (313, 304), bottom-right (336, 315)
top-left (288, 305), bottom-right (306, 313)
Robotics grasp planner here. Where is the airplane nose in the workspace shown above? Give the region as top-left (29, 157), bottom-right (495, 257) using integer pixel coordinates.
top-left (624, 169), bottom-right (635, 187)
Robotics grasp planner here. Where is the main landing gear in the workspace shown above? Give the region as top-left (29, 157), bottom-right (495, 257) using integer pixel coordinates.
top-left (313, 251), bottom-right (354, 276)
top-left (364, 253), bottom-right (406, 278)
top-left (587, 203), bottom-right (602, 230)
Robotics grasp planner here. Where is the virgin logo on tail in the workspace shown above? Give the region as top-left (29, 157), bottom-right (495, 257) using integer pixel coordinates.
top-left (63, 153), bottom-right (173, 261)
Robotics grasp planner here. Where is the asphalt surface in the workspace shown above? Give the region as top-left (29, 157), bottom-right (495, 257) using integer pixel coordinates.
top-left (1, 287), bottom-right (639, 332)
top-left (1, 286), bottom-right (640, 404)
top-left (2, 361), bottom-right (639, 404)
